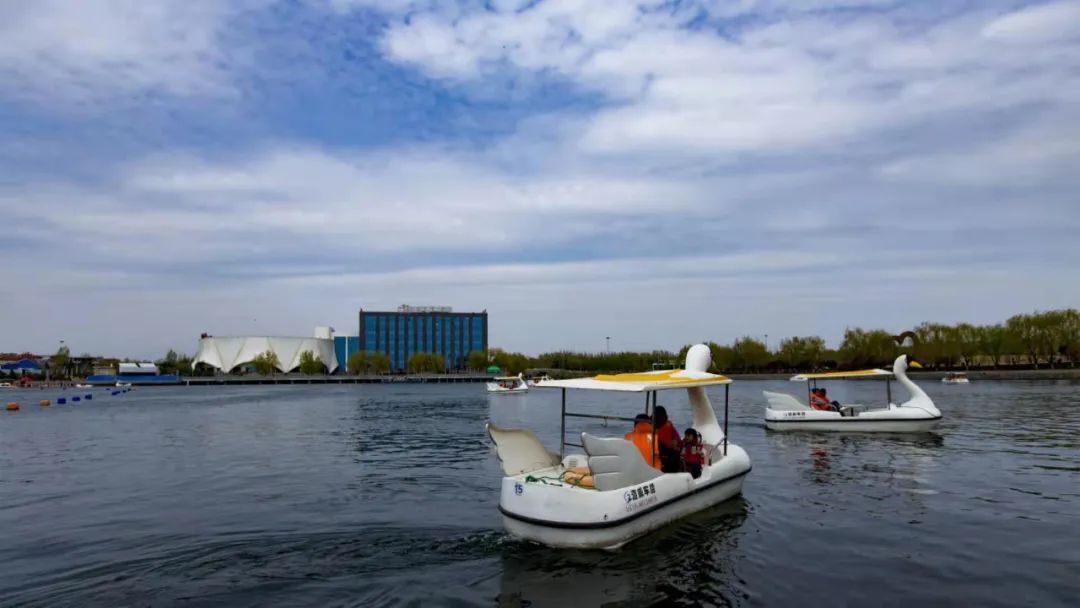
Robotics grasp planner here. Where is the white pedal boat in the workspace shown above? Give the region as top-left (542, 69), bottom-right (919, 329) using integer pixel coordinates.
top-left (487, 344), bottom-right (751, 550)
top-left (763, 354), bottom-right (941, 432)
top-left (942, 372), bottom-right (970, 384)
top-left (487, 373), bottom-right (528, 394)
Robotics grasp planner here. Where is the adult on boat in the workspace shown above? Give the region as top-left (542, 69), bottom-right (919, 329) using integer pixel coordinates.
top-left (624, 413), bottom-right (656, 465)
top-left (809, 388), bottom-right (830, 410)
top-left (654, 405), bottom-right (682, 473)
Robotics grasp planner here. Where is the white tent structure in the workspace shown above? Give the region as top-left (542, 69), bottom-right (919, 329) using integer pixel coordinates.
top-left (193, 334), bottom-right (338, 374)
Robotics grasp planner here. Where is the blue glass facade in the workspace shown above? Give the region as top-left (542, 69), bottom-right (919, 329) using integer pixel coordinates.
top-left (339, 309), bottom-right (488, 372)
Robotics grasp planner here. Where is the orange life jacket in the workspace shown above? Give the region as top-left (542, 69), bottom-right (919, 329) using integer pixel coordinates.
top-left (624, 420), bottom-right (660, 469)
top-left (810, 393), bottom-right (831, 410)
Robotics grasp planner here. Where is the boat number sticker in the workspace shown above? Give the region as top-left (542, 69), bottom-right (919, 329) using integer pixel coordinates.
top-left (514, 482), bottom-right (524, 496)
top-left (623, 483), bottom-right (657, 505)
top-left (784, 412), bottom-right (807, 417)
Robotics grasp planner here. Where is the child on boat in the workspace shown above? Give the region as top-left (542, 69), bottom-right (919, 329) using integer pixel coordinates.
top-left (682, 428), bottom-right (705, 479)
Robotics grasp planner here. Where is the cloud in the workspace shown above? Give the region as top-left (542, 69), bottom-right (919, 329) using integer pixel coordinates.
top-left (0, 0), bottom-right (262, 105)
top-left (2, 0), bottom-right (1078, 358)
top-left (365, 0), bottom-right (1080, 158)
top-left (981, 0), bottom-right (1080, 43)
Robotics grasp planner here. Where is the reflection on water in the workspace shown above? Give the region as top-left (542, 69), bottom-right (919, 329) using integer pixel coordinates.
top-left (497, 499), bottom-right (749, 608)
top-left (0, 381), bottom-right (1078, 606)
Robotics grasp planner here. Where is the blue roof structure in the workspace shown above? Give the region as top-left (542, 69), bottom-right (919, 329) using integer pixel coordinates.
top-left (1, 358), bottom-right (41, 371)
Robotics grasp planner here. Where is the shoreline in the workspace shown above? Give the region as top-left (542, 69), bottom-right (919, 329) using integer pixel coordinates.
top-left (13, 368), bottom-right (1080, 388)
top-left (726, 369), bottom-right (1080, 381)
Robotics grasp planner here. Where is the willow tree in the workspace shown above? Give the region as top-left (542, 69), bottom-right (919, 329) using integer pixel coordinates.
top-left (251, 351), bottom-right (280, 375)
top-left (776, 336), bottom-right (826, 370)
top-left (298, 350), bottom-right (324, 375)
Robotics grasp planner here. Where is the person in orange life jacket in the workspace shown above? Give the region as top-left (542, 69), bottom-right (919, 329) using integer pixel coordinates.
top-left (682, 428), bottom-right (705, 479)
top-left (654, 406), bottom-right (682, 473)
top-left (624, 413), bottom-right (656, 465)
top-left (809, 388), bottom-right (831, 410)
top-left (820, 388), bottom-right (842, 412)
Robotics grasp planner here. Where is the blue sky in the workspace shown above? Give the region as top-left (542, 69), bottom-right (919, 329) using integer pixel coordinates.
top-left (3, 0), bottom-right (1079, 358)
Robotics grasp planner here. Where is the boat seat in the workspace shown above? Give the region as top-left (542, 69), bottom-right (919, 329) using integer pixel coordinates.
top-left (582, 433), bottom-right (663, 492)
top-left (487, 423), bottom-right (561, 476)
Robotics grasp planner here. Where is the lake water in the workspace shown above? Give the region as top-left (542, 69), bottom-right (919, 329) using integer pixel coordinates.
top-left (1, 380), bottom-right (1078, 607)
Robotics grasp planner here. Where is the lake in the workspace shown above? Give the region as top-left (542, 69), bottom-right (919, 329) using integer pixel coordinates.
top-left (1, 379), bottom-right (1077, 606)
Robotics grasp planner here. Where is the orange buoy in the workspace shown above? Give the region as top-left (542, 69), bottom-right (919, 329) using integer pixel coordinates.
top-left (6, 402), bottom-right (18, 411)
top-left (40, 399), bottom-right (50, 407)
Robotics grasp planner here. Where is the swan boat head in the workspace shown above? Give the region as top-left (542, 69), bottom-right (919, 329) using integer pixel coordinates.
top-left (893, 354), bottom-right (939, 417)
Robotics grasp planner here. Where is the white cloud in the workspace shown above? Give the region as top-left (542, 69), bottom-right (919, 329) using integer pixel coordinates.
top-left (0, 0), bottom-right (258, 103)
top-left (364, 0), bottom-right (1080, 157)
top-left (981, 1), bottom-right (1080, 44)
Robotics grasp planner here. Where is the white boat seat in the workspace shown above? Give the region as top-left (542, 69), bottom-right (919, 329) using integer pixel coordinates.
top-left (486, 423), bottom-right (561, 476)
top-left (582, 433), bottom-right (662, 492)
top-left (763, 391), bottom-right (810, 411)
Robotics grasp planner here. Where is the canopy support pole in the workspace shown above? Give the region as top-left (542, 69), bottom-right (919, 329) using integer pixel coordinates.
top-left (560, 388), bottom-right (566, 459)
top-left (886, 378), bottom-right (892, 405)
top-left (724, 383), bottom-right (729, 456)
top-left (650, 391), bottom-right (658, 468)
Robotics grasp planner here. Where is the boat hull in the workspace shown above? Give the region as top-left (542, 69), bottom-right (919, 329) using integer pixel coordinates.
top-left (486, 385), bottom-right (528, 394)
top-left (499, 446), bottom-right (751, 550)
top-left (764, 414), bottom-right (941, 433)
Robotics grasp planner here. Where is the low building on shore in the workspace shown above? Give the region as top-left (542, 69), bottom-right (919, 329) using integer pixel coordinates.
top-left (192, 328), bottom-right (338, 374)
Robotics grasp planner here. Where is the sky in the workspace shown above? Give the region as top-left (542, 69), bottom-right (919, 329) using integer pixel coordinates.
top-left (2, 0), bottom-right (1079, 359)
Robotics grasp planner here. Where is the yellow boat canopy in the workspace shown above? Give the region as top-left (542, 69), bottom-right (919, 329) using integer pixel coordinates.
top-left (790, 369), bottom-right (892, 381)
top-left (538, 369), bottom-right (732, 392)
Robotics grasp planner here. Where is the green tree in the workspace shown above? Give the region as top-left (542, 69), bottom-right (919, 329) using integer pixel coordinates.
top-left (408, 352), bottom-right (437, 374)
top-left (977, 324), bottom-right (1010, 368)
top-left (1059, 308), bottom-right (1080, 367)
top-left (1006, 313), bottom-right (1041, 368)
top-left (953, 323), bottom-right (979, 369)
top-left (157, 349), bottom-right (180, 375)
top-left (251, 351), bottom-right (280, 375)
top-left (467, 350), bottom-right (488, 371)
top-left (347, 351), bottom-right (369, 374)
top-left (369, 352), bottom-right (391, 374)
top-left (777, 336), bottom-right (826, 370)
top-left (50, 344), bottom-right (71, 378)
top-left (839, 328), bottom-right (897, 368)
top-left (731, 337), bottom-right (769, 372)
top-left (298, 350), bottom-right (325, 375)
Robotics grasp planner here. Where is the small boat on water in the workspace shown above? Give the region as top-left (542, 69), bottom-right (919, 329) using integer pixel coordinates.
top-left (942, 372), bottom-right (970, 384)
top-left (487, 344), bottom-right (750, 549)
top-left (74, 383), bottom-right (93, 388)
top-left (487, 373), bottom-right (528, 394)
top-left (763, 355), bottom-right (941, 433)
top-left (527, 374), bottom-right (552, 387)
top-left (115, 382), bottom-right (132, 388)
top-left (0, 382), bottom-right (13, 389)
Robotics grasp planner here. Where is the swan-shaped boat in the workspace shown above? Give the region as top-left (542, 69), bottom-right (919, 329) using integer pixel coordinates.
top-left (942, 372), bottom-right (970, 384)
top-left (486, 344), bottom-right (751, 549)
top-left (763, 354), bottom-right (941, 432)
top-left (487, 373), bottom-right (528, 394)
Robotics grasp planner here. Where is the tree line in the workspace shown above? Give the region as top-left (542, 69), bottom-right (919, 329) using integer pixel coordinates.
top-left (478, 308), bottom-right (1080, 374)
top-left (127, 307), bottom-right (1080, 377)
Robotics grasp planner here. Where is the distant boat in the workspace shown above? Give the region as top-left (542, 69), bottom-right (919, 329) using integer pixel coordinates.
top-left (115, 382), bottom-right (132, 388)
top-left (487, 373), bottom-right (528, 394)
top-left (942, 372), bottom-right (970, 384)
top-left (527, 374), bottom-right (552, 387)
top-left (75, 383), bottom-right (93, 388)
top-left (763, 355), bottom-right (942, 432)
top-left (0, 382), bottom-right (12, 389)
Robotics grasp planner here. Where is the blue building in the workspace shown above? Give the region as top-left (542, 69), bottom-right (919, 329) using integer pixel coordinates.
top-left (335, 306), bottom-right (488, 372)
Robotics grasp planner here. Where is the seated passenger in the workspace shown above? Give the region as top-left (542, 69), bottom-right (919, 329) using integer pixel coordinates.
top-left (809, 388), bottom-right (831, 411)
top-left (654, 406), bottom-right (683, 473)
top-left (820, 388), bottom-right (842, 412)
top-left (682, 428), bottom-right (705, 479)
top-left (624, 413), bottom-right (657, 467)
